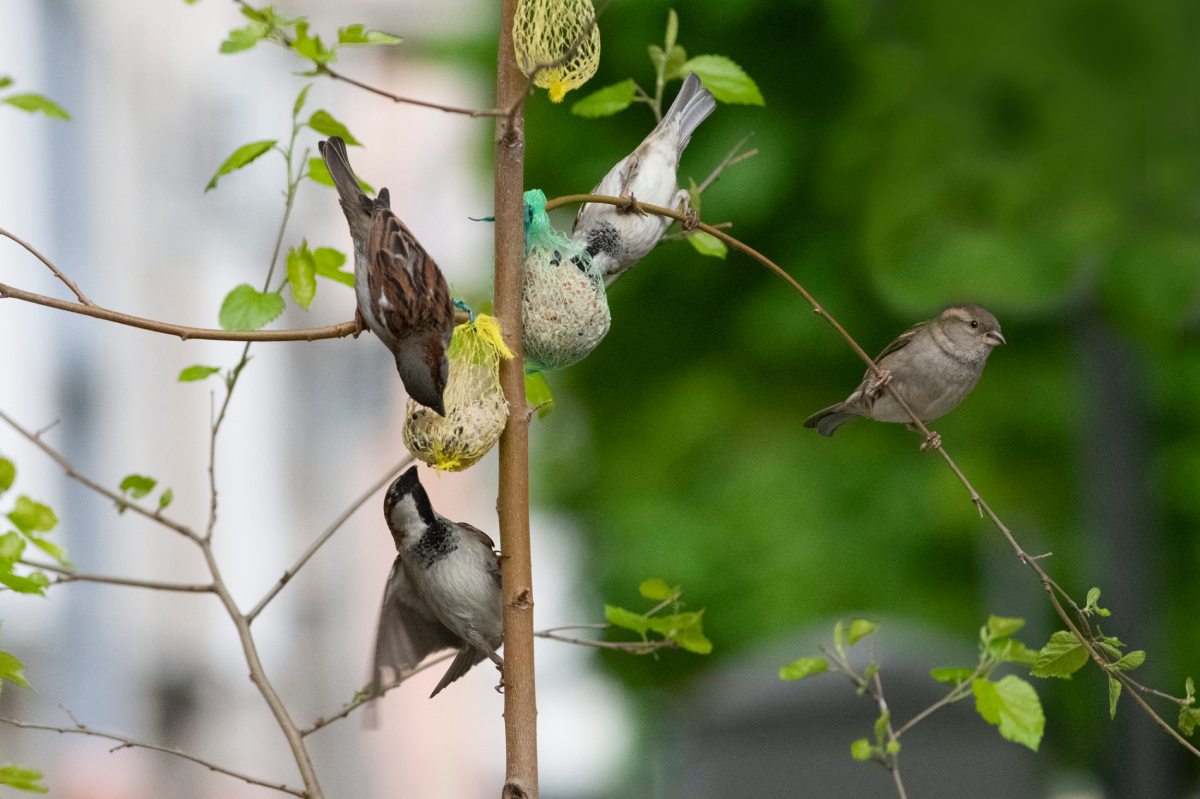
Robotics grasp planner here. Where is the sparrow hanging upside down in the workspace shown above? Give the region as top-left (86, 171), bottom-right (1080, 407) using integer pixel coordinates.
top-left (319, 136), bottom-right (455, 416)
top-left (804, 304), bottom-right (1006, 450)
top-left (572, 71), bottom-right (716, 285)
top-left (373, 466), bottom-right (504, 699)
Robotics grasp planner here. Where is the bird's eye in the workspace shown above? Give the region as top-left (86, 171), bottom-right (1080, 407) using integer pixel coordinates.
top-left (970, 320), bottom-right (978, 328)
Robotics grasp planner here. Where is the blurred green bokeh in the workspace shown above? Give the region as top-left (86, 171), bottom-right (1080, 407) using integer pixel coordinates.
top-left (449, 0), bottom-right (1200, 787)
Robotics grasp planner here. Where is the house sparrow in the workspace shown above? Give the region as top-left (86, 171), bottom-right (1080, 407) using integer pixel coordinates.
top-left (572, 71), bottom-right (716, 285)
top-left (373, 466), bottom-right (504, 698)
top-left (319, 136), bottom-right (455, 416)
top-left (804, 304), bottom-right (1005, 449)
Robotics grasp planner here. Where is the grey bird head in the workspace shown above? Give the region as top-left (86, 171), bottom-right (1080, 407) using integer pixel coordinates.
top-left (396, 334), bottom-right (451, 417)
top-left (938, 304), bottom-right (1005, 352)
top-left (383, 466), bottom-right (436, 549)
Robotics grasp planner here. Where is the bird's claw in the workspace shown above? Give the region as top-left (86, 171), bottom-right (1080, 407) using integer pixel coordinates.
top-left (495, 663), bottom-right (506, 694)
top-left (618, 190), bottom-right (645, 216)
top-left (920, 431), bottom-right (942, 451)
top-left (682, 206), bottom-right (701, 231)
top-left (868, 369), bottom-right (893, 399)
top-left (353, 308), bottom-right (365, 339)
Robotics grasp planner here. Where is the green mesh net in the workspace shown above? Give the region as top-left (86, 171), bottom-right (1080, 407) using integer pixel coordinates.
top-left (521, 189), bottom-right (611, 373)
top-left (402, 315), bottom-right (513, 472)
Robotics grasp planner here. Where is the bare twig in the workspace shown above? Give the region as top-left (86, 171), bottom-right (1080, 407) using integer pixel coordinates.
top-left (543, 193), bottom-right (1200, 762)
top-left (301, 651), bottom-right (456, 737)
top-left (21, 559), bottom-right (214, 593)
top-left (247, 455), bottom-right (414, 624)
top-left (533, 628), bottom-right (678, 654)
top-left (325, 68), bottom-right (500, 117)
top-left (695, 135), bottom-right (757, 195)
top-left (0, 407), bottom-right (200, 543)
top-left (0, 226), bottom-right (94, 306)
top-left (0, 716), bottom-right (305, 797)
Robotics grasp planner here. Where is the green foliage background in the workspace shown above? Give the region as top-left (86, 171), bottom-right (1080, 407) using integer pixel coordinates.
top-left (437, 0), bottom-right (1200, 783)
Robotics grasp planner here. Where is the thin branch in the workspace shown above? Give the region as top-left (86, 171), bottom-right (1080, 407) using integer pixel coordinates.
top-left (533, 629), bottom-right (678, 654)
top-left (301, 651), bottom-right (456, 737)
top-left (0, 407), bottom-right (200, 543)
top-left (0, 226), bottom-right (94, 306)
top-left (247, 455), bottom-right (414, 624)
top-left (324, 68), bottom-right (500, 118)
top-left (543, 192), bottom-right (1200, 762)
top-left (0, 716), bottom-right (305, 797)
top-left (0, 280), bottom-right (357, 341)
top-left (21, 559), bottom-right (214, 593)
top-left (695, 135), bottom-right (757, 195)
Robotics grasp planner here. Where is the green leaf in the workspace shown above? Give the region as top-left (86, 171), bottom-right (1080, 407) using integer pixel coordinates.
top-left (647, 611), bottom-right (712, 654)
top-left (0, 567), bottom-right (47, 595)
top-left (570, 80), bottom-right (637, 118)
top-left (663, 45), bottom-right (689, 82)
top-left (25, 536), bottom-right (67, 566)
top-left (987, 616), bottom-right (1025, 640)
top-left (218, 284), bottom-right (285, 331)
top-left (0, 77), bottom-right (12, 90)
top-left (308, 157), bottom-right (335, 186)
top-left (338, 24), bottom-right (401, 45)
top-left (293, 84), bottom-right (312, 118)
top-left (1031, 631), bottom-right (1089, 678)
top-left (287, 244), bottom-right (317, 309)
top-left (205, 140), bottom-right (276, 192)
top-left (1109, 676), bottom-right (1122, 719)
top-left (931, 667), bottom-right (975, 684)
top-left (874, 711), bottom-right (890, 747)
top-left (1114, 650), bottom-right (1146, 671)
top-left (780, 656), bottom-right (828, 681)
top-left (293, 22), bottom-right (337, 63)
top-left (885, 741), bottom-right (901, 754)
top-left (220, 21), bottom-right (269, 54)
top-left (312, 247), bottom-right (354, 286)
top-left (1084, 587), bottom-right (1111, 616)
top-left (972, 676), bottom-right (1044, 751)
top-left (605, 605), bottom-right (649, 635)
top-left (307, 110), bottom-right (360, 145)
top-left (0, 458), bottom-right (14, 494)
top-left (524, 372), bottom-right (554, 418)
top-left (996, 640), bottom-right (1039, 666)
top-left (1180, 704), bottom-right (1200, 737)
top-left (680, 55), bottom-right (764, 105)
top-left (687, 231), bottom-right (727, 259)
top-left (0, 765), bottom-right (47, 793)
top-left (845, 619), bottom-right (878, 647)
top-left (639, 578), bottom-right (674, 601)
top-left (664, 8), bottom-right (678, 52)
top-left (0, 652), bottom-right (30, 690)
top-left (857, 663), bottom-right (879, 695)
top-left (850, 738), bottom-right (873, 760)
top-left (158, 488), bottom-right (174, 511)
top-left (0, 531), bottom-right (25, 561)
top-left (178, 365), bottom-right (220, 382)
top-left (833, 619), bottom-right (846, 659)
top-left (8, 497), bottom-right (56, 534)
top-left (3, 94), bottom-right (70, 119)
top-left (1187, 677), bottom-right (1195, 705)
top-left (649, 44), bottom-right (667, 76)
top-left (119, 475), bottom-right (156, 499)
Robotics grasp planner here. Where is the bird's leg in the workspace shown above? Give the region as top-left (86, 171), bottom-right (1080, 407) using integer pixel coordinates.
top-left (867, 368), bottom-right (893, 399)
top-left (679, 194), bottom-right (701, 231)
top-left (353, 307), bottom-right (365, 338)
top-left (617, 188), bottom-right (645, 216)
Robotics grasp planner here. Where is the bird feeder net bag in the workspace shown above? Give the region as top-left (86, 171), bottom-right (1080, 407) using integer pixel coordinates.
top-left (521, 189), bottom-right (611, 373)
top-left (403, 315), bottom-right (514, 472)
top-left (513, 0), bottom-right (600, 103)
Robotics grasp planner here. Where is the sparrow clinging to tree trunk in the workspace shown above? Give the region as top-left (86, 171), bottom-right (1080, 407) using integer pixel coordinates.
top-left (373, 466), bottom-right (504, 699)
top-left (804, 304), bottom-right (1005, 450)
top-left (572, 71), bottom-right (716, 285)
top-left (319, 136), bottom-right (455, 416)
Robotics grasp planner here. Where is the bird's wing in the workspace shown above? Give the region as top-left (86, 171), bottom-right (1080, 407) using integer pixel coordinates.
top-left (863, 320), bottom-right (929, 378)
top-left (372, 557), bottom-right (462, 696)
top-left (429, 646), bottom-right (488, 698)
top-left (456, 521), bottom-right (502, 587)
top-left (367, 208), bottom-right (454, 342)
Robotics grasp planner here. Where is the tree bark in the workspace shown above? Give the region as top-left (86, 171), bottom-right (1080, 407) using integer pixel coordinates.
top-left (494, 1), bottom-right (537, 797)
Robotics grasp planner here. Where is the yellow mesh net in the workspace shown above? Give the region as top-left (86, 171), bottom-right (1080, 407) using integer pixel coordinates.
top-left (513, 0), bottom-right (601, 103)
top-left (402, 315), bottom-right (514, 472)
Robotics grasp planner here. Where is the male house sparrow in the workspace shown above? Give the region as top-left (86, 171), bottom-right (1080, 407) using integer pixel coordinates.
top-left (804, 304), bottom-right (1005, 449)
top-left (572, 71), bottom-right (716, 284)
top-left (319, 136), bottom-right (455, 416)
top-left (373, 466), bottom-right (504, 698)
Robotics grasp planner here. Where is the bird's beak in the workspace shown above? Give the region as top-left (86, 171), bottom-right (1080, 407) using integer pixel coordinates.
top-left (984, 331), bottom-right (1006, 347)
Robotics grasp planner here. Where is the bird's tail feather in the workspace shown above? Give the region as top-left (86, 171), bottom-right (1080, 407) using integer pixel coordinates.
top-left (661, 72), bottom-right (716, 155)
top-left (803, 404), bottom-right (858, 438)
top-left (318, 136), bottom-right (369, 212)
top-left (429, 647), bottom-right (486, 698)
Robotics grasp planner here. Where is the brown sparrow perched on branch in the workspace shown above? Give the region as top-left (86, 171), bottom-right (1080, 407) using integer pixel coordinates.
top-left (319, 136), bottom-right (455, 416)
top-left (572, 71), bottom-right (715, 284)
top-left (373, 466), bottom-right (504, 699)
top-left (804, 304), bottom-right (1005, 449)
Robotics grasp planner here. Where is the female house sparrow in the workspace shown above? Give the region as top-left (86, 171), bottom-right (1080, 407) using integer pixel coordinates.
top-left (804, 304), bottom-right (1005, 448)
top-left (319, 136), bottom-right (455, 416)
top-left (373, 466), bottom-right (504, 698)
top-left (572, 71), bottom-right (715, 284)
